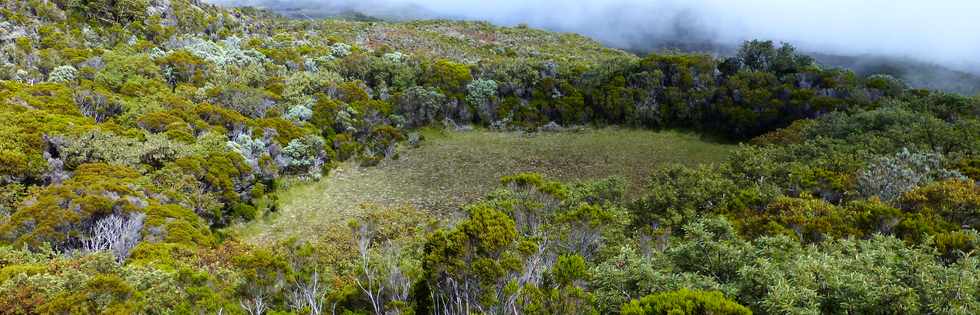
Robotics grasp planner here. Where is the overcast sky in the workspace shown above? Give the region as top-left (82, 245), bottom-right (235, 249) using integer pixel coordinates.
top-left (211, 0), bottom-right (980, 73)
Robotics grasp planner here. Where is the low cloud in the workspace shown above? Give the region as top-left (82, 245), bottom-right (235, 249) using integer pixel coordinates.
top-left (210, 0), bottom-right (980, 74)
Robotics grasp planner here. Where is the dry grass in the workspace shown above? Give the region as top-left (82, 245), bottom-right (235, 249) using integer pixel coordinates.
top-left (230, 128), bottom-right (734, 244)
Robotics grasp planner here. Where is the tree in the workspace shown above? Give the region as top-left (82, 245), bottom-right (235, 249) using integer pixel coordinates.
top-left (736, 40), bottom-right (811, 76)
top-left (518, 253), bottom-right (597, 315)
top-left (737, 40), bottom-right (777, 73)
top-left (422, 205), bottom-right (520, 314)
top-left (499, 172), bottom-right (568, 237)
top-left (235, 248), bottom-right (291, 315)
top-left (349, 215), bottom-right (416, 315)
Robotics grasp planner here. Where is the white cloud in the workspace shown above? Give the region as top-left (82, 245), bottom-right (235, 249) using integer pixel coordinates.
top-left (209, 0), bottom-right (980, 72)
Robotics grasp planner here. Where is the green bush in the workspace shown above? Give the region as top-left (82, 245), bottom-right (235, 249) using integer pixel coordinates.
top-left (621, 289), bottom-right (751, 315)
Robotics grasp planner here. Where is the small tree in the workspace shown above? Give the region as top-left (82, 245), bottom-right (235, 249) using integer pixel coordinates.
top-left (422, 205), bottom-right (521, 314)
top-left (351, 218), bottom-right (386, 315)
top-left (82, 212), bottom-right (146, 263)
top-left (235, 248), bottom-right (291, 315)
top-left (280, 240), bottom-right (334, 315)
top-left (349, 218), bottom-right (414, 315)
top-left (466, 79), bottom-right (499, 123)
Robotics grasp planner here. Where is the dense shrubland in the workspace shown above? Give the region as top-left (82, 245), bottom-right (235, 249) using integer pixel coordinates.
top-left (0, 0), bottom-right (978, 314)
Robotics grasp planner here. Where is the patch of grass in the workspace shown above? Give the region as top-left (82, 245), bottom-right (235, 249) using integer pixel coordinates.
top-left (229, 128), bottom-right (734, 244)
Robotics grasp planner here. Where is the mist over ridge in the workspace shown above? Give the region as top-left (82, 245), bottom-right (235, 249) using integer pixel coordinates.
top-left (209, 0), bottom-right (980, 93)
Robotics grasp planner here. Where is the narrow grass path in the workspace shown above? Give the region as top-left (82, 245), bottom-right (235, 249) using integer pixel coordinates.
top-left (230, 128), bottom-right (734, 244)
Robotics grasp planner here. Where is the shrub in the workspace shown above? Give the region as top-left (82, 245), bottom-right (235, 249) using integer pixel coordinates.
top-left (932, 230), bottom-right (979, 263)
top-left (167, 151), bottom-right (253, 224)
top-left (737, 235), bottom-right (961, 314)
top-left (0, 163), bottom-right (147, 248)
top-left (138, 111), bottom-right (188, 133)
top-left (283, 104), bottom-right (313, 122)
top-left (209, 83), bottom-right (276, 119)
top-left (426, 59), bottom-right (472, 97)
top-left (631, 164), bottom-right (736, 230)
top-left (47, 65), bottom-right (77, 83)
top-left (666, 217), bottom-right (752, 283)
top-left (252, 118), bottom-right (311, 145)
top-left (81, 212), bottom-right (146, 263)
top-left (279, 135), bottom-right (327, 177)
top-left (142, 204), bottom-right (213, 246)
top-left (900, 179), bottom-right (980, 229)
top-left (396, 86), bottom-right (446, 127)
top-left (858, 148), bottom-right (964, 202)
top-left (50, 131), bottom-right (191, 171)
top-left (567, 176), bottom-right (627, 206)
top-left (330, 42), bottom-right (352, 58)
top-left (466, 79), bottom-right (498, 122)
top-left (157, 50), bottom-right (208, 87)
top-left (173, 36), bottom-right (268, 67)
top-left (227, 133), bottom-right (276, 178)
top-left (621, 289), bottom-right (751, 315)
top-left (759, 196), bottom-right (855, 242)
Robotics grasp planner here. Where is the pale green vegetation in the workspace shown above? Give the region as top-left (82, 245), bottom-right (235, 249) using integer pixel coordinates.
top-left (311, 19), bottom-right (635, 65)
top-left (2, 0), bottom-right (979, 312)
top-left (233, 128), bottom-right (733, 244)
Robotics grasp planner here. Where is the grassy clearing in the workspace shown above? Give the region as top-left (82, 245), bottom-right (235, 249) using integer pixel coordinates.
top-left (230, 128), bottom-right (734, 244)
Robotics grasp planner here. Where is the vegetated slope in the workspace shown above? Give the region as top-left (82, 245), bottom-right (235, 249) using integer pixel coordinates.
top-left (811, 52), bottom-right (980, 95)
top-left (1, 0), bottom-right (978, 314)
top-left (309, 19), bottom-right (635, 66)
top-left (635, 42), bottom-right (980, 95)
top-left (234, 128), bottom-right (733, 244)
top-left (251, 2), bottom-right (980, 95)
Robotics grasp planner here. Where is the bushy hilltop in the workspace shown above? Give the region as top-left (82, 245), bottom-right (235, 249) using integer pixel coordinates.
top-left (0, 1), bottom-right (979, 314)
top-left (309, 19), bottom-right (634, 64)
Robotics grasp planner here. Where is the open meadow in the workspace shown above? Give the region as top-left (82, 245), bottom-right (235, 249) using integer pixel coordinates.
top-left (231, 128), bottom-right (734, 244)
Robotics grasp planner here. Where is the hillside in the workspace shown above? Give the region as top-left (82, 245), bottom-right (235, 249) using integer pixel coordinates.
top-left (811, 52), bottom-right (980, 95)
top-left (225, 1), bottom-right (980, 95)
top-left (0, 1), bottom-right (978, 314)
top-left (309, 19), bottom-right (635, 65)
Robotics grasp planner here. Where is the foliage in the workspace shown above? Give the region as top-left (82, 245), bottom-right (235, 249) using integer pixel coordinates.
top-left (466, 79), bottom-right (499, 122)
top-left (621, 289), bottom-right (751, 315)
top-left (47, 65), bottom-right (77, 83)
top-left (857, 148), bottom-right (964, 202)
top-left (0, 0), bottom-right (978, 313)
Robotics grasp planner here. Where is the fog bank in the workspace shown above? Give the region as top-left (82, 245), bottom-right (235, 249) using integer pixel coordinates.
top-left (211, 0), bottom-right (980, 76)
